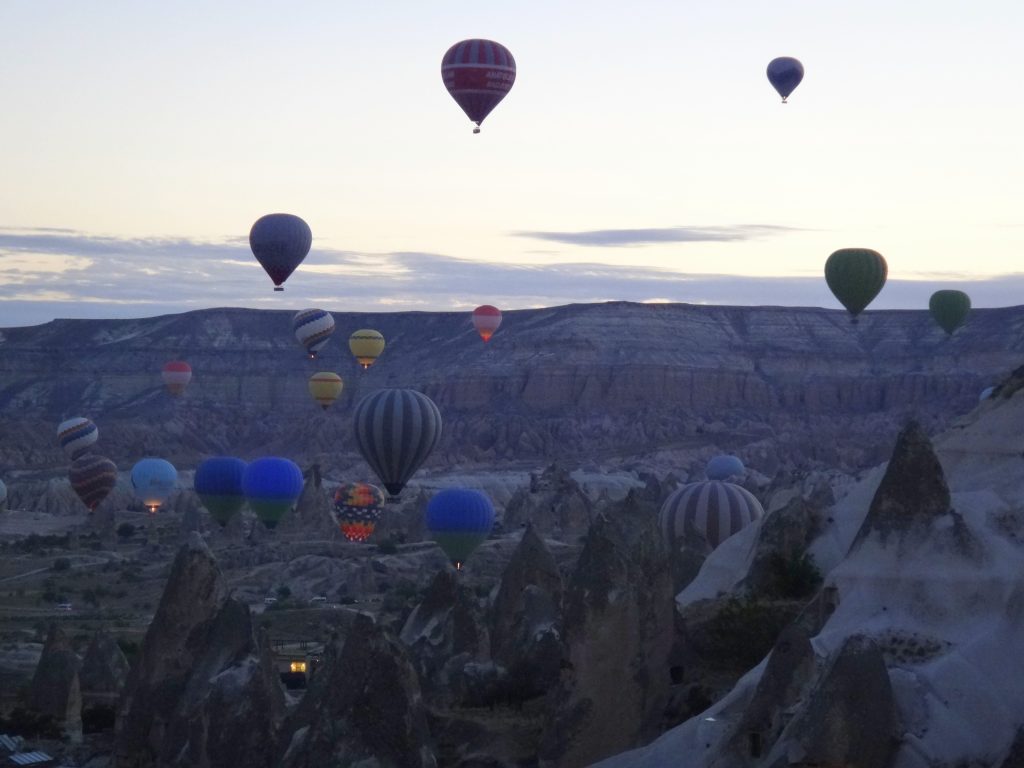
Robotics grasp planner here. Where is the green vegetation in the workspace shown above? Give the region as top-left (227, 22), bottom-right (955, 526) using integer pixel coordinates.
top-left (0, 708), bottom-right (63, 739)
top-left (117, 522), bottom-right (136, 540)
top-left (764, 551), bottom-right (823, 599)
top-left (700, 597), bottom-right (798, 670)
top-left (52, 557), bottom-right (72, 572)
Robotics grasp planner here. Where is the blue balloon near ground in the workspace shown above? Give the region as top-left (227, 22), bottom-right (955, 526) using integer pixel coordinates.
top-left (242, 457), bottom-right (304, 529)
top-left (131, 458), bottom-right (178, 512)
top-left (195, 457), bottom-right (248, 526)
top-left (426, 488), bottom-right (495, 569)
top-left (706, 455), bottom-right (745, 481)
top-left (766, 57), bottom-right (804, 102)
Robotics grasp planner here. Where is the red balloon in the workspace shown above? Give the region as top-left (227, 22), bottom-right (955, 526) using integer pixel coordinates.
top-left (472, 305), bottom-right (502, 342)
top-left (162, 361), bottom-right (192, 396)
top-left (70, 454), bottom-right (118, 512)
top-left (441, 39), bottom-right (516, 132)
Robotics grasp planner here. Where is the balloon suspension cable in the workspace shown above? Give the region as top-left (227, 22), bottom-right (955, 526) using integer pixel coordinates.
top-left (782, 97), bottom-right (788, 104)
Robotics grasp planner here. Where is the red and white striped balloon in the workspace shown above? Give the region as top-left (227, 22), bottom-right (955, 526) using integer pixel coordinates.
top-left (472, 305), bottom-right (502, 342)
top-left (162, 361), bottom-right (192, 396)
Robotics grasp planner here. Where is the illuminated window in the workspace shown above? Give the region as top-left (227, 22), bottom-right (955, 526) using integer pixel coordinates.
top-left (290, 661), bottom-right (307, 673)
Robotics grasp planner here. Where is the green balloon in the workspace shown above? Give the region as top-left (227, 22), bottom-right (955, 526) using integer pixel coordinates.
top-left (198, 493), bottom-right (246, 527)
top-left (929, 290), bottom-right (971, 335)
top-left (825, 248), bottom-right (888, 322)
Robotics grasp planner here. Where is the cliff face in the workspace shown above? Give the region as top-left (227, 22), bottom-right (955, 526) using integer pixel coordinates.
top-left (0, 301), bottom-right (1018, 476)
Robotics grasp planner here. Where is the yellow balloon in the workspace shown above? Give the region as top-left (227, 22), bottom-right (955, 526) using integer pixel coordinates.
top-left (349, 329), bottom-right (386, 370)
top-left (308, 372), bottom-right (344, 410)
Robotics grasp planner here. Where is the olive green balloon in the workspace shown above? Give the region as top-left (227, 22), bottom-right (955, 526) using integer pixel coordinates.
top-left (929, 290), bottom-right (971, 335)
top-left (825, 248), bottom-right (888, 322)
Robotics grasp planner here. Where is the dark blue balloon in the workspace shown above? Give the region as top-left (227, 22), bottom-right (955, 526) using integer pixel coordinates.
top-left (767, 57), bottom-right (804, 102)
top-left (242, 457), bottom-right (304, 528)
top-left (426, 488), bottom-right (495, 568)
top-left (249, 213), bottom-right (312, 291)
top-left (195, 457), bottom-right (248, 526)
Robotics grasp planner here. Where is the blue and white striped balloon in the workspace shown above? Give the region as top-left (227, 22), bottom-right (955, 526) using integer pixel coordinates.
top-left (659, 480), bottom-right (763, 550)
top-left (293, 308), bottom-right (335, 359)
top-left (57, 417), bottom-right (98, 460)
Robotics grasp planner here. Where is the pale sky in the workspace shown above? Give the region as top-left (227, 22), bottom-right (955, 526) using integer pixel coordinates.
top-left (1, 1), bottom-right (1022, 326)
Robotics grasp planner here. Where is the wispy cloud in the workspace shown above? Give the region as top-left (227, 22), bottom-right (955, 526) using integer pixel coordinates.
top-left (513, 225), bottom-right (799, 247)
top-left (0, 227), bottom-right (1020, 327)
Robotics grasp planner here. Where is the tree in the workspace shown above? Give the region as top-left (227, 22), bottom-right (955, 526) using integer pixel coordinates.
top-left (116, 522), bottom-right (136, 540)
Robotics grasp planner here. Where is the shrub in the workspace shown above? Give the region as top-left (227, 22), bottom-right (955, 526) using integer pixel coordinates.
top-left (0, 708), bottom-right (62, 739)
top-left (276, 585), bottom-right (292, 600)
top-left (764, 552), bottom-right (823, 600)
top-left (52, 557), bottom-right (72, 572)
top-left (699, 597), bottom-right (798, 670)
top-left (82, 704), bottom-right (117, 734)
top-left (116, 523), bottom-right (136, 540)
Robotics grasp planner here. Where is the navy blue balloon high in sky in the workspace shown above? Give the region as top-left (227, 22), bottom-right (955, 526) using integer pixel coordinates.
top-left (766, 57), bottom-right (804, 103)
top-left (249, 213), bottom-right (313, 292)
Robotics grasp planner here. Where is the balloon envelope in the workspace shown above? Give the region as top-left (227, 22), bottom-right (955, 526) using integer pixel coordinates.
top-left (824, 248), bottom-right (887, 321)
top-left (58, 417), bottom-right (98, 460)
top-left (441, 39), bottom-right (516, 131)
top-left (353, 389), bottom-right (442, 498)
top-left (249, 213), bottom-right (312, 291)
top-left (766, 57), bottom-right (804, 102)
top-left (195, 457), bottom-right (248, 526)
top-left (349, 329), bottom-right (386, 369)
top-left (70, 454), bottom-right (118, 512)
top-left (0, 479), bottom-right (7, 512)
top-left (659, 481), bottom-right (764, 550)
top-left (242, 457), bottom-right (303, 529)
top-left (293, 309), bottom-right (335, 358)
top-left (980, 386), bottom-right (996, 402)
top-left (332, 482), bottom-right (386, 542)
top-left (706, 455), bottom-right (745, 481)
top-left (131, 458), bottom-right (177, 512)
top-left (162, 361), bottom-right (192, 395)
top-left (426, 488), bottom-right (495, 568)
top-left (929, 290), bottom-right (971, 335)
top-left (472, 305), bottom-right (502, 342)
top-left (308, 372), bottom-right (344, 410)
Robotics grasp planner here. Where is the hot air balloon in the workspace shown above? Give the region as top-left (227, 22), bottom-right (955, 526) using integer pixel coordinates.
top-left (162, 361), bottom-right (192, 396)
top-left (242, 457), bottom-right (303, 529)
top-left (57, 417), bottom-right (98, 460)
top-left (441, 39), bottom-right (516, 133)
top-left (70, 454), bottom-right (118, 512)
top-left (293, 309), bottom-right (335, 359)
top-left (472, 305), bottom-right (502, 342)
top-left (824, 248), bottom-right (887, 323)
top-left (706, 455), bottom-right (745, 482)
top-left (332, 482), bottom-right (386, 542)
top-left (308, 372), bottom-right (344, 410)
top-left (249, 213), bottom-right (312, 291)
top-left (766, 57), bottom-right (804, 103)
top-left (929, 290), bottom-right (971, 336)
top-left (426, 488), bottom-right (495, 569)
top-left (131, 458), bottom-right (177, 513)
top-left (195, 457), bottom-right (248, 527)
top-left (353, 389), bottom-right (442, 499)
top-left (0, 479), bottom-right (7, 512)
top-left (659, 480), bottom-right (764, 551)
top-left (349, 330), bottom-right (386, 370)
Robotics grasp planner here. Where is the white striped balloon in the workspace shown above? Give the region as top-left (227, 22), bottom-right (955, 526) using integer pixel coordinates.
top-left (57, 417), bottom-right (98, 460)
top-left (293, 309), bottom-right (335, 358)
top-left (659, 480), bottom-right (764, 550)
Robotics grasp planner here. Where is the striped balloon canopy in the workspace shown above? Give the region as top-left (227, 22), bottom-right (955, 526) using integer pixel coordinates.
top-left (293, 309), bottom-right (335, 359)
top-left (57, 417), bottom-right (98, 460)
top-left (659, 481), bottom-right (764, 551)
top-left (353, 389), bottom-right (442, 499)
top-left (426, 488), bottom-right (495, 569)
top-left (195, 457), bottom-right (248, 527)
top-left (441, 39), bottom-right (516, 133)
top-left (472, 305), bottom-right (502, 342)
top-left (162, 361), bottom-right (192, 396)
top-left (249, 213), bottom-right (312, 291)
top-left (70, 454), bottom-right (118, 512)
top-left (131, 458), bottom-right (178, 513)
top-left (242, 457), bottom-right (303, 529)
top-left (332, 482), bottom-right (386, 542)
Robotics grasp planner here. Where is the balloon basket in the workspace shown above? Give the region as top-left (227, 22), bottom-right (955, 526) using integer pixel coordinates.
top-left (274, 286), bottom-right (284, 292)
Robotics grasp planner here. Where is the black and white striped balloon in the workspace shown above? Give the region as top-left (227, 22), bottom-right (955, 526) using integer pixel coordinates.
top-left (353, 389), bottom-right (442, 499)
top-left (659, 480), bottom-right (764, 550)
